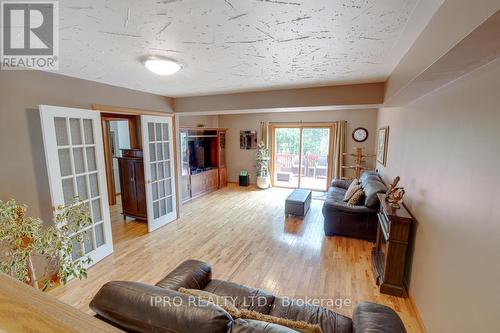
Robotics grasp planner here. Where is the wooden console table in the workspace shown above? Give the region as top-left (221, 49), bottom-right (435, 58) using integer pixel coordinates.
top-left (371, 193), bottom-right (413, 297)
top-left (0, 273), bottom-right (121, 332)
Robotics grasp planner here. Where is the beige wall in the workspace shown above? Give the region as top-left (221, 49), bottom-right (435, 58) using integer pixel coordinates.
top-left (377, 59), bottom-right (500, 332)
top-left (178, 115), bottom-right (219, 128)
top-left (219, 109), bottom-right (378, 183)
top-left (0, 70), bottom-right (173, 223)
top-left (175, 83), bottom-right (384, 113)
top-left (385, 0), bottom-right (500, 104)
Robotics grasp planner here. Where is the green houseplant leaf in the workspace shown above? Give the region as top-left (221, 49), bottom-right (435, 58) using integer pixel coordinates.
top-left (0, 198), bottom-right (93, 291)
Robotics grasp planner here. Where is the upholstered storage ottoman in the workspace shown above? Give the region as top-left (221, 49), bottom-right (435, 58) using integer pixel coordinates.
top-left (285, 189), bottom-right (312, 217)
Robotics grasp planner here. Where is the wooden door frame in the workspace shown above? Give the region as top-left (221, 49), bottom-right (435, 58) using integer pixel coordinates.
top-left (100, 113), bottom-right (139, 205)
top-left (92, 104), bottom-right (175, 117)
top-left (91, 105), bottom-right (180, 221)
top-left (269, 123), bottom-right (335, 191)
top-left (298, 127), bottom-right (304, 188)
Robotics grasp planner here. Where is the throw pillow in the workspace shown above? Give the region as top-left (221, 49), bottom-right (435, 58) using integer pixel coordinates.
top-left (178, 288), bottom-right (323, 333)
top-left (178, 287), bottom-right (240, 317)
top-left (348, 188), bottom-right (365, 206)
top-left (343, 179), bottom-right (360, 201)
top-left (239, 309), bottom-right (323, 333)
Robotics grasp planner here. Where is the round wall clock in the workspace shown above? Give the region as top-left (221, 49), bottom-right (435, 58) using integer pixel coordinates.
top-left (352, 127), bottom-right (368, 142)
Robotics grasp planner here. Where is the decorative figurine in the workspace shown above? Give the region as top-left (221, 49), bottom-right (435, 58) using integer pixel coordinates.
top-left (386, 176), bottom-right (405, 208)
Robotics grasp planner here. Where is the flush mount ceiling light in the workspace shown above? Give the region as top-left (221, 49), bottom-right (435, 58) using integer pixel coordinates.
top-left (144, 57), bottom-right (181, 75)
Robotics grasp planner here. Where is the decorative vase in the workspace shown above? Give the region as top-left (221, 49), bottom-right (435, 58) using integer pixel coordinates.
top-left (256, 176), bottom-right (270, 189)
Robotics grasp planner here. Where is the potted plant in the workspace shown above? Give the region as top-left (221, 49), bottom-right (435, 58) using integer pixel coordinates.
top-left (0, 198), bottom-right (92, 291)
top-left (256, 142), bottom-right (271, 189)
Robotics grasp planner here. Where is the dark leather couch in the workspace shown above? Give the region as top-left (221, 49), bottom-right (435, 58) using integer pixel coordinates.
top-left (90, 260), bottom-right (407, 333)
top-left (322, 171), bottom-right (387, 242)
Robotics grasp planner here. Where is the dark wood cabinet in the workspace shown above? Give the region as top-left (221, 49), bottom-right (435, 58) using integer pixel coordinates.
top-left (118, 149), bottom-right (147, 220)
top-left (371, 193), bottom-right (413, 297)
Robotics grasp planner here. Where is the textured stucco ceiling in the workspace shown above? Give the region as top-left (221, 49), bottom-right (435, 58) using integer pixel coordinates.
top-left (56, 0), bottom-right (441, 97)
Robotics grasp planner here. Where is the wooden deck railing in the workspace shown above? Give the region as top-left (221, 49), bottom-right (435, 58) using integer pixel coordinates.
top-left (275, 153), bottom-right (326, 177)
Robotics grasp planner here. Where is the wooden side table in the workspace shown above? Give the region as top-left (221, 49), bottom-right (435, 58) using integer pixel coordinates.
top-left (371, 193), bottom-right (414, 297)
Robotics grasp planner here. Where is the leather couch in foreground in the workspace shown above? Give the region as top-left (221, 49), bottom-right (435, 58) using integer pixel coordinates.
top-left (322, 171), bottom-right (387, 242)
top-left (90, 260), bottom-right (407, 333)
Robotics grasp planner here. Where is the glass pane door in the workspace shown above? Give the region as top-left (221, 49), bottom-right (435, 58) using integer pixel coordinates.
top-left (40, 105), bottom-right (113, 266)
top-left (141, 115), bottom-right (177, 232)
top-left (273, 128), bottom-right (300, 188)
top-left (300, 128), bottom-right (330, 191)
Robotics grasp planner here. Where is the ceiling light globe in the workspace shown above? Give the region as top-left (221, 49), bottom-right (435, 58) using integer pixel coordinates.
top-left (144, 58), bottom-right (181, 75)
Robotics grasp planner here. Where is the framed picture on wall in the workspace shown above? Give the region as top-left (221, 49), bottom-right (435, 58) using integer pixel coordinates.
top-left (240, 130), bottom-right (258, 149)
top-left (377, 126), bottom-right (389, 166)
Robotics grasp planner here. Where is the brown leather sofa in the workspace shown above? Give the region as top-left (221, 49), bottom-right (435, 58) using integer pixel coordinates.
top-left (322, 171), bottom-right (387, 242)
top-left (90, 260), bottom-right (407, 333)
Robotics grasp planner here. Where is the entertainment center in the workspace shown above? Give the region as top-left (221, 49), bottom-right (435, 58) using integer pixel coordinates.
top-left (180, 128), bottom-right (227, 201)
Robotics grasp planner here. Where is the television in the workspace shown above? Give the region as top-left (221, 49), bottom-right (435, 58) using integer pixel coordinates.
top-left (188, 137), bottom-right (216, 173)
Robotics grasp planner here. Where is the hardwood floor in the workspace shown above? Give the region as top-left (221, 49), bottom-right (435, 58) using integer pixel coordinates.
top-left (50, 184), bottom-right (423, 332)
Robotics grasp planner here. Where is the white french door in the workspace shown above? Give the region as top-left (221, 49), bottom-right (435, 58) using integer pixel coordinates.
top-left (40, 105), bottom-right (113, 266)
top-left (141, 115), bottom-right (177, 232)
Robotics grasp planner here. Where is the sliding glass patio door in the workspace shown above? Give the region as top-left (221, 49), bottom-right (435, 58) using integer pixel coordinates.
top-left (272, 125), bottom-right (332, 191)
top-left (300, 128), bottom-right (331, 190)
top-left (274, 128), bottom-right (300, 188)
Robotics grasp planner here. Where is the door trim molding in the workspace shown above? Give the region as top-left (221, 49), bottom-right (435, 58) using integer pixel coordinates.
top-left (100, 114), bottom-right (139, 205)
top-left (269, 123), bottom-right (335, 191)
top-left (92, 104), bottom-right (174, 117)
top-left (92, 105), bottom-right (180, 225)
